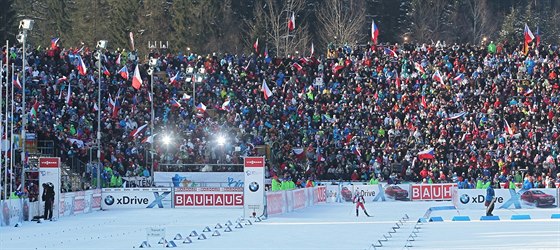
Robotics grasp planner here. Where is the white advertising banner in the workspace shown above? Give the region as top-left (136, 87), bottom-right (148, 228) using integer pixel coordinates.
top-left (454, 188), bottom-right (558, 210)
top-left (39, 157), bottom-right (61, 220)
top-left (243, 157), bottom-right (265, 218)
top-left (101, 188), bottom-right (172, 209)
top-left (335, 183), bottom-right (411, 202)
top-left (154, 172), bottom-right (244, 187)
top-left (174, 187), bottom-right (243, 207)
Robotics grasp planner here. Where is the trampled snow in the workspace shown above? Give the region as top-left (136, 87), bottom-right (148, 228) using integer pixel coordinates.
top-left (1, 202), bottom-right (559, 250)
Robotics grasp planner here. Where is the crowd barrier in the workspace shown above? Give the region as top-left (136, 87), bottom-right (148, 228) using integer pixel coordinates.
top-left (265, 186), bottom-right (327, 216)
top-left (0, 189), bottom-right (101, 227)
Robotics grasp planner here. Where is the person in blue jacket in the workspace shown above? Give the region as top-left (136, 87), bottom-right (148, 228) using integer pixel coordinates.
top-left (522, 176), bottom-right (533, 190)
top-left (485, 180), bottom-right (496, 216)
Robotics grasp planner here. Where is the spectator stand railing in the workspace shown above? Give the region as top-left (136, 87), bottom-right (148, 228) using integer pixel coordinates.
top-left (158, 163), bottom-right (244, 173)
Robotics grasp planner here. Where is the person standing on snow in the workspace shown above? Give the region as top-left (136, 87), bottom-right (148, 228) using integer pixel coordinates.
top-left (353, 189), bottom-right (371, 217)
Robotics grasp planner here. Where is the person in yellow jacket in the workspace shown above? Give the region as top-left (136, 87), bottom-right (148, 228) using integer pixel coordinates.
top-left (281, 177), bottom-right (296, 190)
top-left (271, 176), bottom-right (282, 191)
top-left (369, 175), bottom-right (379, 185)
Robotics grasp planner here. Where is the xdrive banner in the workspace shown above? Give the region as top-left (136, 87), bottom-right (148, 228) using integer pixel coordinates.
top-left (101, 188), bottom-right (172, 209)
top-left (454, 188), bottom-right (558, 210)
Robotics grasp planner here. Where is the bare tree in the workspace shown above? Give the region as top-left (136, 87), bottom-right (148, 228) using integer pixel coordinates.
top-left (315, 0), bottom-right (366, 47)
top-left (409, 0), bottom-right (450, 43)
top-left (465, 0), bottom-right (494, 44)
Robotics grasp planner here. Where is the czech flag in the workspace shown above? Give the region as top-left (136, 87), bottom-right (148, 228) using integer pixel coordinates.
top-left (13, 75), bottom-right (22, 89)
top-left (352, 146), bottom-right (362, 157)
top-left (371, 20), bottom-right (379, 44)
top-left (453, 73), bottom-right (464, 82)
top-left (288, 12), bottom-right (295, 32)
top-left (432, 70), bottom-right (444, 85)
top-left (504, 119), bottom-right (514, 136)
top-left (170, 99), bottom-right (181, 108)
top-left (119, 65), bottom-right (128, 80)
top-left (262, 79), bottom-right (273, 100)
top-left (129, 124), bottom-right (148, 138)
top-left (196, 103), bottom-right (207, 112)
top-left (221, 100), bottom-right (231, 111)
top-left (169, 72), bottom-right (179, 85)
top-left (418, 148), bottom-right (435, 160)
top-left (142, 133), bottom-right (157, 144)
top-left (384, 48), bottom-right (397, 58)
top-left (77, 56), bottom-right (87, 76)
top-left (132, 64), bottom-right (142, 90)
top-left (103, 65), bottom-right (111, 76)
top-left (51, 38), bottom-right (59, 49)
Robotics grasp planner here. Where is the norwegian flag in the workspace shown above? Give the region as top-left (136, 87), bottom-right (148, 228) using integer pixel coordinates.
top-left (119, 65), bottom-right (128, 80)
top-left (13, 75), bottom-right (22, 89)
top-left (77, 56), bottom-right (87, 75)
top-left (130, 124), bottom-right (148, 138)
top-left (132, 64), bottom-right (142, 90)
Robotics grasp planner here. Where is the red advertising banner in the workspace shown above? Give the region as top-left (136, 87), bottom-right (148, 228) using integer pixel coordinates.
top-left (174, 187), bottom-right (243, 207)
top-left (39, 157), bottom-right (60, 168)
top-left (244, 157), bottom-right (265, 168)
top-left (314, 186), bottom-right (327, 203)
top-left (266, 192), bottom-right (285, 215)
top-left (411, 183), bottom-right (457, 201)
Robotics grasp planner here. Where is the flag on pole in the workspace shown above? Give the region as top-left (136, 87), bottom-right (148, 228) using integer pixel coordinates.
top-left (264, 46), bottom-right (269, 58)
top-left (414, 62), bottom-right (425, 74)
top-left (288, 12), bottom-right (295, 31)
top-left (352, 145), bottom-right (362, 157)
top-left (221, 100), bottom-right (231, 111)
top-left (102, 65), bottom-right (111, 76)
top-left (371, 20), bottom-right (379, 44)
top-left (384, 48), bottom-right (398, 58)
top-left (432, 70), bottom-right (444, 85)
top-left (262, 79), bottom-right (273, 100)
top-left (395, 71), bottom-right (401, 90)
top-left (421, 95), bottom-right (428, 109)
top-left (30, 100), bottom-right (39, 118)
top-left (57, 76), bottom-right (67, 84)
top-left (51, 38), bottom-right (59, 49)
top-left (453, 73), bottom-right (464, 82)
top-left (132, 64), bottom-right (142, 90)
top-left (119, 65), bottom-right (128, 80)
top-left (129, 32), bottom-right (135, 51)
top-left (66, 84), bottom-right (72, 105)
top-left (130, 124), bottom-right (148, 138)
top-left (253, 38), bottom-right (259, 53)
top-left (116, 54), bottom-right (121, 65)
top-left (524, 23), bottom-right (534, 55)
top-left (77, 56), bottom-right (87, 75)
top-left (535, 26), bottom-right (541, 47)
top-left (310, 43), bottom-right (314, 56)
top-left (93, 103), bottom-right (99, 111)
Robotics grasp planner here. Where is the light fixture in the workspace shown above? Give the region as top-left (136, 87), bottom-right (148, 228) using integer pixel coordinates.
top-left (19, 19), bottom-right (34, 31)
top-left (97, 40), bottom-right (108, 49)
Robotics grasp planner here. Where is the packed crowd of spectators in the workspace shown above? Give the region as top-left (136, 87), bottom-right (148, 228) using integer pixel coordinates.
top-left (2, 38), bottom-right (560, 195)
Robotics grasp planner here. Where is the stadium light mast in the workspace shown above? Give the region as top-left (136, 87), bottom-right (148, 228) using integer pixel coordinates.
top-left (147, 56), bottom-right (156, 178)
top-left (96, 40), bottom-right (108, 189)
top-left (18, 19), bottom-right (33, 193)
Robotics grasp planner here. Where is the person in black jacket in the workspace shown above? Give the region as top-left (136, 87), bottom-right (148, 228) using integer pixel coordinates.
top-left (42, 182), bottom-right (55, 221)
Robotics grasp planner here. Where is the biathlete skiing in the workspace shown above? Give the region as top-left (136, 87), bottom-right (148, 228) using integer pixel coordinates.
top-left (353, 189), bottom-right (371, 217)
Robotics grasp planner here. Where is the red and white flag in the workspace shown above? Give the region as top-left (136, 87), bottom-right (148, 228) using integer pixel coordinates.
top-left (142, 133), bottom-right (157, 144)
top-left (116, 53), bottom-right (121, 65)
top-left (130, 124), bottom-right (148, 138)
top-left (132, 64), bottom-right (142, 90)
top-left (262, 79), bottom-right (273, 100)
top-left (253, 38), bottom-right (259, 53)
top-left (129, 32), bottom-right (135, 51)
top-left (77, 56), bottom-right (87, 75)
top-left (288, 12), bottom-right (295, 31)
top-left (93, 102), bottom-right (99, 111)
top-left (504, 119), bottom-right (514, 136)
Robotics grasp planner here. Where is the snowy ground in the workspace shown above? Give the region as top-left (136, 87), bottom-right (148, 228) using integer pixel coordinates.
top-left (1, 201), bottom-right (559, 250)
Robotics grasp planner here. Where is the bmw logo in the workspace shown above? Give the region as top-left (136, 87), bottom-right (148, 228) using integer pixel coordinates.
top-left (248, 182), bottom-right (259, 192)
top-left (104, 195), bottom-right (115, 206)
top-left (460, 194), bottom-right (470, 204)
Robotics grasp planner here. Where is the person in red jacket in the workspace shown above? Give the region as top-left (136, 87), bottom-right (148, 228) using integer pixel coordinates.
top-left (353, 189), bottom-right (371, 217)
